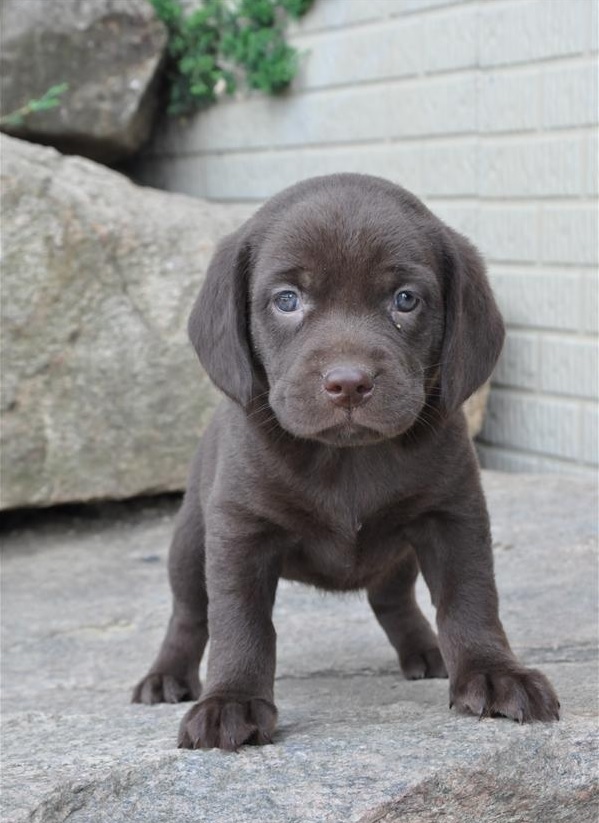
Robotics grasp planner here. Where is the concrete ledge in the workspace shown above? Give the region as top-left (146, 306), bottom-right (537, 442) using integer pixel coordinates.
top-left (1, 472), bottom-right (597, 822)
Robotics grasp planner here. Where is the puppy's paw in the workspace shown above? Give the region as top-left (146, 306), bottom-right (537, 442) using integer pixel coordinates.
top-left (131, 672), bottom-right (200, 705)
top-left (400, 645), bottom-right (448, 680)
top-left (178, 695), bottom-right (277, 751)
top-left (450, 664), bottom-right (560, 723)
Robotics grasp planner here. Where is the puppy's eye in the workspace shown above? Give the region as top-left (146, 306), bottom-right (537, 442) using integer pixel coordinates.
top-left (274, 290), bottom-right (301, 313)
top-left (394, 290), bottom-right (419, 312)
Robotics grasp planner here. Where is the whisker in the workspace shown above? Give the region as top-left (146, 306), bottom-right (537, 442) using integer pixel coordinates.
top-left (246, 401), bottom-right (274, 420)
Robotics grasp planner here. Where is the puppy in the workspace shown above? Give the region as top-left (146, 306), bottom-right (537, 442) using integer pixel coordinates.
top-left (133, 174), bottom-right (559, 749)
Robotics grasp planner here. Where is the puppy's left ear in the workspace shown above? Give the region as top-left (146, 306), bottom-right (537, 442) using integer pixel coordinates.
top-left (439, 228), bottom-right (505, 415)
top-left (188, 223), bottom-right (264, 407)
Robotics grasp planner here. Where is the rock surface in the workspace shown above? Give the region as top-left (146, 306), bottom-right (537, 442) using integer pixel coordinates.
top-left (0, 0), bottom-right (167, 163)
top-left (1, 472), bottom-right (597, 822)
top-left (0, 134), bottom-right (252, 510)
top-left (463, 380), bottom-right (489, 439)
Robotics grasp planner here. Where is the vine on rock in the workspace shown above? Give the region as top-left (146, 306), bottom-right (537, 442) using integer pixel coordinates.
top-left (150, 0), bottom-right (314, 116)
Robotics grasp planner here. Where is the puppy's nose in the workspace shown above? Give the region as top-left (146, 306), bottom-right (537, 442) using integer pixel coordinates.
top-left (323, 367), bottom-right (374, 408)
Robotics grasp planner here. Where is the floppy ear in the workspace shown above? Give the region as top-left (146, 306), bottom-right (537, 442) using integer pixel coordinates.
top-left (439, 228), bottom-right (505, 415)
top-left (188, 225), bottom-right (263, 407)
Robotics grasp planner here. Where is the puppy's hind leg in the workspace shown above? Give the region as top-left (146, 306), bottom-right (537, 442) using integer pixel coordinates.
top-left (368, 549), bottom-right (447, 680)
top-left (132, 489), bottom-right (208, 705)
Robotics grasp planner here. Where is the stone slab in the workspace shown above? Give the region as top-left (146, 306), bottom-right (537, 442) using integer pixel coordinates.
top-left (1, 472), bottom-right (597, 822)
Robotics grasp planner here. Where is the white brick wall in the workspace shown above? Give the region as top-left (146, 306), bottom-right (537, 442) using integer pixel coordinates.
top-left (139, 0), bottom-right (599, 476)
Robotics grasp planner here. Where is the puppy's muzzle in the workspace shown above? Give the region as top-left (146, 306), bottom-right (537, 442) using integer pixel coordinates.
top-left (323, 366), bottom-right (374, 409)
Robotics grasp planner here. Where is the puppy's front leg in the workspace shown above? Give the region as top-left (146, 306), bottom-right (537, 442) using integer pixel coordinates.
top-left (178, 520), bottom-right (280, 751)
top-left (409, 498), bottom-right (559, 723)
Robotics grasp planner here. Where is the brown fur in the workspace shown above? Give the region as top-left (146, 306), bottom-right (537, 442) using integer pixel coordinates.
top-left (132, 174), bottom-right (559, 749)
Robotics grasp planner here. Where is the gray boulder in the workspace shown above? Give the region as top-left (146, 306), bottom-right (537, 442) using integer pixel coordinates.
top-left (0, 0), bottom-right (167, 163)
top-left (0, 135), bottom-right (252, 509)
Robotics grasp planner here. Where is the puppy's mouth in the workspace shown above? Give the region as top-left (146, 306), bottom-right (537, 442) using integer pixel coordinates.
top-left (298, 408), bottom-right (411, 446)
top-left (310, 421), bottom-right (387, 446)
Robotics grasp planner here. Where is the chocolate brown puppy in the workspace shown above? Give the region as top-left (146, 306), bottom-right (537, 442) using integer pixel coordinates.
top-left (133, 174), bottom-right (559, 749)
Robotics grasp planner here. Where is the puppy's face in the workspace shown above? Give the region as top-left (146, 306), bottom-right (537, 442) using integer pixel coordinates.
top-left (189, 174), bottom-right (504, 440)
top-left (250, 196), bottom-right (444, 445)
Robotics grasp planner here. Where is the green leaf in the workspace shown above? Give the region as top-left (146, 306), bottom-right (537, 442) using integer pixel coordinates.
top-left (279, 0), bottom-right (314, 18)
top-left (2, 113), bottom-right (24, 126)
top-left (0, 81), bottom-right (68, 127)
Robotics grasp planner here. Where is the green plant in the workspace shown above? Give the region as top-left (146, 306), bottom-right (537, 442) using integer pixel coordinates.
top-left (0, 83), bottom-right (69, 127)
top-left (150, 0), bottom-right (314, 116)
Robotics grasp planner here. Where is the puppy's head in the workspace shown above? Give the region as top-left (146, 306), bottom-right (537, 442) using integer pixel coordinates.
top-left (189, 174), bottom-right (504, 445)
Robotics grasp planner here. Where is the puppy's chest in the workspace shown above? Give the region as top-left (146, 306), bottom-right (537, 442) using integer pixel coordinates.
top-left (259, 451), bottom-right (427, 589)
top-left (280, 501), bottom-right (412, 591)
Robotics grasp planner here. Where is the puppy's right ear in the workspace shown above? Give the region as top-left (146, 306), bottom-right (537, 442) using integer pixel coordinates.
top-left (188, 225), bottom-right (261, 407)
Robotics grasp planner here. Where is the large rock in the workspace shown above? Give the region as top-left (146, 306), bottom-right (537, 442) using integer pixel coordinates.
top-left (0, 135), bottom-right (252, 510)
top-left (0, 473), bottom-right (597, 821)
top-left (0, 0), bottom-right (167, 163)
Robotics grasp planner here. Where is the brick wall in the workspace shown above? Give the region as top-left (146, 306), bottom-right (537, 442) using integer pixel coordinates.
top-left (140, 0), bottom-right (598, 476)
